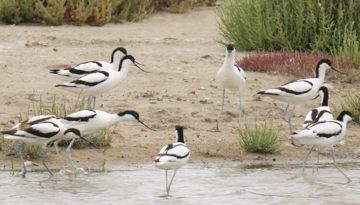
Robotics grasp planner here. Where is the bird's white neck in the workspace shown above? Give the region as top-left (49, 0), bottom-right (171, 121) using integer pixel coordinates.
top-left (316, 67), bottom-right (328, 83)
top-left (223, 50), bottom-right (236, 68)
top-left (118, 60), bottom-right (133, 73)
top-left (109, 113), bottom-right (126, 124)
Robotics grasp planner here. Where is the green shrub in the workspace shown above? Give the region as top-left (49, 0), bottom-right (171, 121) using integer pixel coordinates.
top-left (0, 0), bottom-right (216, 25)
top-left (218, 0), bottom-right (360, 53)
top-left (238, 122), bottom-right (285, 154)
top-left (0, 0), bottom-right (37, 24)
top-left (35, 0), bottom-right (67, 25)
top-left (112, 0), bottom-right (153, 22)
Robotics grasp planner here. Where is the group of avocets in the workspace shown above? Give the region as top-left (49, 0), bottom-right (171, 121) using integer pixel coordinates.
top-left (0, 44), bottom-right (355, 195)
top-left (1, 47), bottom-right (190, 195)
top-left (212, 44), bottom-right (353, 183)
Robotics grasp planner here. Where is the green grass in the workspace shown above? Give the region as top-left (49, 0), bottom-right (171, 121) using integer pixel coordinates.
top-left (333, 91), bottom-right (360, 123)
top-left (237, 122), bottom-right (285, 154)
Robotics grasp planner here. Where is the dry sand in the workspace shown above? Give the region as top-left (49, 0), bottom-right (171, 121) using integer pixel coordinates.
top-left (0, 5), bottom-right (359, 170)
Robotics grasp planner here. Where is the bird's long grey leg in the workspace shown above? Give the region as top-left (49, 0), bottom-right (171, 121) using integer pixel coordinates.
top-left (302, 145), bottom-right (314, 175)
top-left (238, 90), bottom-right (243, 127)
top-left (54, 139), bottom-right (64, 170)
top-left (209, 89), bottom-right (226, 132)
top-left (167, 170), bottom-right (177, 196)
top-left (42, 149), bottom-right (54, 176)
top-left (66, 138), bottom-right (77, 169)
top-left (331, 147), bottom-right (350, 183)
top-left (18, 143), bottom-right (26, 178)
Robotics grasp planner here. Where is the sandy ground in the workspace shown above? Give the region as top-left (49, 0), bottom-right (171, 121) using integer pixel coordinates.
top-left (0, 5), bottom-right (359, 170)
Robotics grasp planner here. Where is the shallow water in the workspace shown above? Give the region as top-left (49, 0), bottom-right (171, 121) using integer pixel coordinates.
top-left (0, 162), bottom-right (359, 205)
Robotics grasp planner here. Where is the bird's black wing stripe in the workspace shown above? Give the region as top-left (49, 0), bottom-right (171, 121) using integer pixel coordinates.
top-left (157, 151), bottom-right (190, 159)
top-left (27, 122), bottom-right (60, 138)
top-left (315, 110), bottom-right (332, 122)
top-left (276, 86), bottom-right (311, 95)
top-left (279, 80), bottom-right (313, 95)
top-left (64, 113), bottom-right (97, 122)
top-left (70, 78), bottom-right (107, 87)
top-left (317, 122), bottom-right (342, 138)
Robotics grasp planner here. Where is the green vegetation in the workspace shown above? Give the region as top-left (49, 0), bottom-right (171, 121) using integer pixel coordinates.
top-left (333, 91), bottom-right (360, 123)
top-left (237, 122), bottom-right (285, 154)
top-left (218, 0), bottom-right (360, 53)
top-left (0, 0), bottom-right (216, 25)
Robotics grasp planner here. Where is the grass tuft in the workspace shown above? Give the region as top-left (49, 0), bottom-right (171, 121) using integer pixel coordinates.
top-left (333, 91), bottom-right (360, 123)
top-left (237, 122), bottom-right (285, 154)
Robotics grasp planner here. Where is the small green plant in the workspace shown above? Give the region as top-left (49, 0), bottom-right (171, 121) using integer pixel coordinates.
top-left (333, 91), bottom-right (360, 123)
top-left (2, 140), bottom-right (42, 160)
top-left (31, 93), bottom-right (85, 118)
top-left (238, 122), bottom-right (285, 154)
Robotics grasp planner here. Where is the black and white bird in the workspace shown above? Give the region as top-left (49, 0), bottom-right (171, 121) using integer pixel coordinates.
top-left (55, 55), bottom-right (149, 109)
top-left (210, 44), bottom-right (246, 132)
top-left (303, 86), bottom-right (333, 128)
top-left (0, 115), bottom-right (86, 177)
top-left (257, 59), bottom-right (344, 145)
top-left (57, 110), bottom-right (155, 168)
top-left (50, 47), bottom-right (128, 79)
top-left (154, 126), bottom-right (190, 196)
top-left (291, 111), bottom-right (352, 182)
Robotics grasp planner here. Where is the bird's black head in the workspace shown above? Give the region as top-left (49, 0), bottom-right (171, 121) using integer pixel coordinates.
top-left (118, 110), bottom-right (139, 120)
top-left (336, 111), bottom-right (352, 121)
top-left (111, 47), bottom-right (127, 63)
top-left (121, 55), bottom-right (135, 63)
top-left (113, 47), bottom-right (127, 55)
top-left (64, 128), bottom-right (81, 136)
top-left (175, 125), bottom-right (184, 131)
top-left (227, 44), bottom-right (235, 52)
top-left (316, 59), bottom-right (332, 68)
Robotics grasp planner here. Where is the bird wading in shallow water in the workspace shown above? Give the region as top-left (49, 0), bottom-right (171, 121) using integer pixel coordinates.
top-left (58, 109), bottom-right (156, 169)
top-left (291, 111), bottom-right (352, 182)
top-left (210, 44), bottom-right (246, 132)
top-left (0, 115), bottom-right (88, 177)
top-left (154, 126), bottom-right (190, 196)
top-left (257, 59), bottom-right (344, 146)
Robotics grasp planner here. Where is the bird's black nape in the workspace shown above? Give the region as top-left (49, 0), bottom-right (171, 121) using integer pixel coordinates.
top-left (336, 111), bottom-right (352, 121)
top-left (175, 125), bottom-right (185, 143)
top-left (64, 128), bottom-right (81, 136)
top-left (318, 86), bottom-right (329, 106)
